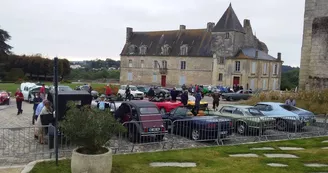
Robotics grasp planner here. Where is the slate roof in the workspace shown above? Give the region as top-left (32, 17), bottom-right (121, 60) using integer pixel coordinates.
top-left (238, 48), bottom-right (277, 61)
top-left (212, 3), bottom-right (245, 33)
top-left (120, 29), bottom-right (213, 57)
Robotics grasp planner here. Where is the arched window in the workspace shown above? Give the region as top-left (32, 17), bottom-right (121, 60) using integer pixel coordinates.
top-left (161, 44), bottom-right (171, 55)
top-left (139, 45), bottom-right (147, 55)
top-left (128, 45), bottom-right (138, 55)
top-left (180, 44), bottom-right (188, 56)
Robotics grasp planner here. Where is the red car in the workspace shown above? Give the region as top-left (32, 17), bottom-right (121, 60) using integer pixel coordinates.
top-left (0, 90), bottom-right (10, 105)
top-left (150, 99), bottom-right (183, 114)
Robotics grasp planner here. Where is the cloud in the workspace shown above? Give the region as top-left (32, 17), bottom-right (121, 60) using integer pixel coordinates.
top-left (0, 0), bottom-right (305, 66)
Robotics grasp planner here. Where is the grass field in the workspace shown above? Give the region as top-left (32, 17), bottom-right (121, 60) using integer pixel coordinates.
top-left (0, 82), bottom-right (109, 94)
top-left (30, 137), bottom-right (328, 173)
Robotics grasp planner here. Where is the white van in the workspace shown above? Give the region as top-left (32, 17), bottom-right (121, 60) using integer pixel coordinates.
top-left (20, 82), bottom-right (36, 101)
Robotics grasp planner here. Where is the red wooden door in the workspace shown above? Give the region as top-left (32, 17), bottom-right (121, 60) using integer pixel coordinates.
top-left (233, 77), bottom-right (240, 86)
top-left (161, 75), bottom-right (166, 87)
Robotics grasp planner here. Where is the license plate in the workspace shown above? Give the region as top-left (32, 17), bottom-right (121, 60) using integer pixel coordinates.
top-left (148, 128), bottom-right (161, 132)
top-left (220, 131), bottom-right (228, 135)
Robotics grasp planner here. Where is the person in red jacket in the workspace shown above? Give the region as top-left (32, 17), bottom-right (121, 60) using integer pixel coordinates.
top-left (39, 84), bottom-right (46, 100)
top-left (105, 84), bottom-right (112, 98)
top-left (14, 88), bottom-right (24, 115)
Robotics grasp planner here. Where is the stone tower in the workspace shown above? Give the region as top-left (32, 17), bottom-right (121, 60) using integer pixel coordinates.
top-left (299, 0), bottom-right (328, 90)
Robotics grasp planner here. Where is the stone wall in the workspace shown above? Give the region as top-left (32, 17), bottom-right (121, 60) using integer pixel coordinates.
top-left (299, 0), bottom-right (328, 90)
top-left (120, 56), bottom-right (213, 86)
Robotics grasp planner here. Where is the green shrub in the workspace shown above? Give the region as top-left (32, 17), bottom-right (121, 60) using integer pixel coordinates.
top-left (59, 102), bottom-right (126, 154)
top-left (4, 68), bottom-right (25, 82)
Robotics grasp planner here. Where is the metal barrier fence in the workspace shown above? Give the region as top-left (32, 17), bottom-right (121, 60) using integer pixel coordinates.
top-left (0, 116), bottom-right (327, 166)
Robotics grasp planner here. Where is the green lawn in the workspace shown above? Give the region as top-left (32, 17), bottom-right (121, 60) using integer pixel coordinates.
top-left (0, 82), bottom-right (107, 94)
top-left (30, 137), bottom-right (328, 173)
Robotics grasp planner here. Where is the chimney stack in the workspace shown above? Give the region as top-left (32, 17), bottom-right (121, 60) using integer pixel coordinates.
top-left (126, 27), bottom-right (133, 42)
top-left (207, 22), bottom-right (215, 32)
top-left (180, 25), bottom-right (186, 30)
top-left (277, 52), bottom-right (282, 60)
top-left (255, 50), bottom-right (259, 58)
top-left (244, 19), bottom-right (251, 27)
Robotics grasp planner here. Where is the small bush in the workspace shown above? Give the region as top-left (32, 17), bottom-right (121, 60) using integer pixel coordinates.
top-left (60, 102), bottom-right (125, 154)
top-left (61, 80), bottom-right (72, 84)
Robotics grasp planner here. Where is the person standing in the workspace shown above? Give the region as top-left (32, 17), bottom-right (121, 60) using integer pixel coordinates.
top-left (181, 90), bottom-right (189, 106)
top-left (170, 88), bottom-right (178, 102)
top-left (147, 87), bottom-right (155, 100)
top-left (35, 101), bottom-right (53, 144)
top-left (88, 83), bottom-right (93, 94)
top-left (285, 96), bottom-right (296, 106)
top-left (194, 90), bottom-right (202, 115)
top-left (212, 91), bottom-right (220, 111)
top-left (39, 84), bottom-right (46, 100)
top-left (14, 88), bottom-right (24, 115)
top-left (105, 84), bottom-right (112, 98)
top-left (32, 93), bottom-right (42, 124)
top-left (97, 95), bottom-right (106, 110)
top-left (125, 85), bottom-right (131, 101)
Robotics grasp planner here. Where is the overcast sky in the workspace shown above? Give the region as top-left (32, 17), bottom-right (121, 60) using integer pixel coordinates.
top-left (0, 0), bottom-right (304, 66)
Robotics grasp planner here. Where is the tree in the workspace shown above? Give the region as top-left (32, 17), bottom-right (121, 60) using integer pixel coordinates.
top-left (0, 27), bottom-right (12, 56)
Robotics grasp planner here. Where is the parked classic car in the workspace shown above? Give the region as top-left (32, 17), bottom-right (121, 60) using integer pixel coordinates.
top-left (117, 85), bottom-right (144, 100)
top-left (216, 105), bottom-right (276, 135)
top-left (0, 90), bottom-right (10, 105)
top-left (137, 85), bottom-right (150, 96)
top-left (75, 85), bottom-right (99, 99)
top-left (162, 107), bottom-right (232, 140)
top-left (254, 102), bottom-right (316, 131)
top-left (221, 90), bottom-right (253, 101)
top-left (114, 101), bottom-right (167, 142)
top-left (27, 85), bottom-right (51, 103)
top-left (149, 99), bottom-right (183, 114)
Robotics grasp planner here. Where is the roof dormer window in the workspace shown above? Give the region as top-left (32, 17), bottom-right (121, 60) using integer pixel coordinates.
top-left (139, 45), bottom-right (147, 55)
top-left (128, 45), bottom-right (138, 55)
top-left (180, 44), bottom-right (188, 56)
top-left (161, 44), bottom-right (171, 55)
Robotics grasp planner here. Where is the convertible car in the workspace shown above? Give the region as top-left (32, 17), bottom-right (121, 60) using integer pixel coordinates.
top-left (216, 105), bottom-right (276, 135)
top-left (0, 90), bottom-right (10, 105)
top-left (162, 107), bottom-right (232, 140)
top-left (253, 102), bottom-right (316, 131)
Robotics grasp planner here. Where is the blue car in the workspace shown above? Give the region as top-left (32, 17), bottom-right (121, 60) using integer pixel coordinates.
top-left (162, 107), bottom-right (232, 141)
top-left (253, 102), bottom-right (316, 131)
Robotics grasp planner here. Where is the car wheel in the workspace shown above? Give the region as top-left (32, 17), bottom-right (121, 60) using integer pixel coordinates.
top-left (190, 128), bottom-right (200, 140)
top-left (276, 119), bottom-right (287, 131)
top-left (130, 95), bottom-right (134, 100)
top-left (160, 108), bottom-right (166, 115)
top-left (236, 122), bottom-right (248, 135)
top-left (227, 97), bottom-right (232, 101)
top-left (140, 97), bottom-right (144, 100)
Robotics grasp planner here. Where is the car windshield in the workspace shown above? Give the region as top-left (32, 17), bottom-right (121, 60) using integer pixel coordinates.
top-left (245, 108), bottom-right (263, 116)
top-left (140, 107), bottom-right (160, 115)
top-left (130, 86), bottom-right (137, 91)
top-left (137, 87), bottom-right (145, 91)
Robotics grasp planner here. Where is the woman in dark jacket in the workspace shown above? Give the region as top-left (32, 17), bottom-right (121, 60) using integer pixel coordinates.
top-left (181, 91), bottom-right (189, 106)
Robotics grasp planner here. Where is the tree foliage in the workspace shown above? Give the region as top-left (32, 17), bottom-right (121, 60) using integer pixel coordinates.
top-left (281, 69), bottom-right (299, 90)
top-left (0, 27), bottom-right (12, 55)
top-left (68, 68), bottom-right (120, 80)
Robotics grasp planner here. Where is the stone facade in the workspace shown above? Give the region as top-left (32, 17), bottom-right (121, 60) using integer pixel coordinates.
top-left (299, 0), bottom-right (328, 90)
top-left (120, 4), bottom-right (283, 90)
top-left (120, 56), bottom-right (213, 86)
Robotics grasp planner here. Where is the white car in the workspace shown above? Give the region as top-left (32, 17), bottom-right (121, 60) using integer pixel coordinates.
top-left (118, 85), bottom-right (144, 100)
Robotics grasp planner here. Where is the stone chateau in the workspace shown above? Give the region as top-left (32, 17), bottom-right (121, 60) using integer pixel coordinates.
top-left (299, 0), bottom-right (328, 90)
top-left (120, 3), bottom-right (283, 90)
